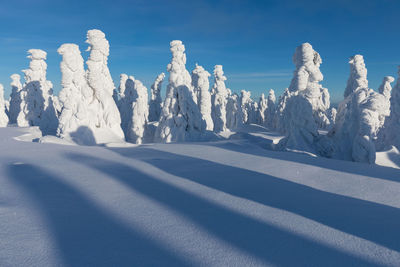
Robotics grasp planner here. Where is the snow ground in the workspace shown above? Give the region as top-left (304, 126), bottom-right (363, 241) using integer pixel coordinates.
top-left (1, 126), bottom-right (400, 266)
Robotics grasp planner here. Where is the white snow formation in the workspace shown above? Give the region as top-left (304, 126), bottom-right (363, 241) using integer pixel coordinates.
top-left (211, 65), bottom-right (229, 132)
top-left (148, 73), bottom-right (165, 122)
top-left (192, 64), bottom-right (213, 131)
top-left (0, 84), bottom-right (9, 127)
top-left (8, 74), bottom-right (24, 125)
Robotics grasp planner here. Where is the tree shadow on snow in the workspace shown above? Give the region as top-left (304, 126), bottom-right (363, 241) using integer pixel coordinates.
top-left (66, 152), bottom-right (378, 266)
top-left (6, 163), bottom-right (187, 266)
top-left (204, 140), bottom-right (400, 184)
top-left (108, 147), bottom-right (400, 254)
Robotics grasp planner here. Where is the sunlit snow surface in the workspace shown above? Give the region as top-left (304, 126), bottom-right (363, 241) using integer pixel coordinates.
top-left (1, 126), bottom-right (400, 266)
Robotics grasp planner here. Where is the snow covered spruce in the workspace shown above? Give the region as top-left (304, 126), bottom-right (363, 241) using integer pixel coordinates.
top-left (2, 30), bottom-right (400, 164)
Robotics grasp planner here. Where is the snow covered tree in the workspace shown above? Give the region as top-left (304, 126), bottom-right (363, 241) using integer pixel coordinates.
top-left (85, 29), bottom-right (125, 142)
top-left (278, 43), bottom-right (331, 153)
top-left (265, 89), bottom-right (276, 128)
top-left (239, 90), bottom-right (253, 125)
top-left (273, 88), bottom-right (290, 133)
top-left (155, 40), bottom-right (203, 142)
top-left (211, 65), bottom-right (229, 132)
top-left (344, 55), bottom-right (368, 98)
top-left (119, 76), bottom-right (149, 144)
top-left (257, 93), bottom-right (267, 125)
top-left (192, 64), bottom-right (213, 131)
top-left (57, 43), bottom-right (96, 144)
top-left (148, 73), bottom-right (165, 122)
top-left (8, 74), bottom-right (23, 125)
top-left (20, 49), bottom-right (58, 135)
top-left (378, 76), bottom-right (394, 100)
top-left (226, 91), bottom-right (242, 130)
top-left (329, 55), bottom-right (388, 163)
top-left (0, 84), bottom-right (9, 127)
top-left (379, 68), bottom-right (400, 150)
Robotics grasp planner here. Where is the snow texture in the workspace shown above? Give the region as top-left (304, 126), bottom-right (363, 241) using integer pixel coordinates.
top-left (191, 64), bottom-right (213, 131)
top-left (85, 29), bottom-right (125, 142)
top-left (257, 93), bottom-right (267, 125)
top-left (0, 84), bottom-right (9, 126)
top-left (274, 88), bottom-right (291, 133)
top-left (211, 65), bottom-right (228, 132)
top-left (344, 55), bottom-right (368, 98)
top-left (8, 74), bottom-right (24, 125)
top-left (226, 91), bottom-right (242, 130)
top-left (155, 40), bottom-right (204, 143)
top-left (148, 73), bottom-right (165, 122)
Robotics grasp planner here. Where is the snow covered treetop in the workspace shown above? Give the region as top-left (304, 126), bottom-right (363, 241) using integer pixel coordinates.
top-left (86, 29), bottom-right (109, 56)
top-left (344, 54), bottom-right (368, 98)
top-left (213, 65), bottom-right (227, 82)
top-left (289, 43), bottom-right (323, 93)
top-left (168, 40), bottom-right (187, 70)
top-left (27, 49), bottom-right (47, 60)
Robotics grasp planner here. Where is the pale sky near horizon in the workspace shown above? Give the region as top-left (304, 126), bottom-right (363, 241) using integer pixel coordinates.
top-left (1, 0), bottom-right (400, 103)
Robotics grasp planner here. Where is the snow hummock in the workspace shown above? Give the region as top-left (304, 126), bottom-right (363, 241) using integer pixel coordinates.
top-left (148, 73), bottom-right (165, 122)
top-left (211, 65), bottom-right (228, 132)
top-left (191, 64), bottom-right (213, 131)
top-left (85, 29), bottom-right (125, 143)
top-left (155, 40), bottom-right (204, 143)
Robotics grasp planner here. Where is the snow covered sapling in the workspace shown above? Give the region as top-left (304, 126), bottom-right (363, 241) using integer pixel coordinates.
top-left (155, 40), bottom-right (203, 142)
top-left (265, 89), bottom-right (276, 128)
top-left (0, 84), bottom-right (9, 127)
top-left (8, 74), bottom-right (23, 125)
top-left (148, 73), bottom-right (165, 122)
top-left (85, 29), bottom-right (125, 142)
top-left (192, 64), bottom-right (213, 131)
top-left (257, 93), bottom-right (267, 125)
top-left (211, 65), bottom-right (229, 132)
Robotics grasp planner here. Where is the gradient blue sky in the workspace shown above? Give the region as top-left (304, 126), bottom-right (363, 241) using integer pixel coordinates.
top-left (0, 0), bottom-right (399, 103)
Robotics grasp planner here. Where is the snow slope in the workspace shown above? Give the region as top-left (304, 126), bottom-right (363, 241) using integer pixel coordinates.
top-left (1, 127), bottom-right (400, 266)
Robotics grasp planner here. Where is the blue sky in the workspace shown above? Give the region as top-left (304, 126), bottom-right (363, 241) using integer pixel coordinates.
top-left (0, 0), bottom-right (399, 103)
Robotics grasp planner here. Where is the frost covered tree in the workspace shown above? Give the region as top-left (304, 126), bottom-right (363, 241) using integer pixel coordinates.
top-left (192, 64), bottom-right (213, 131)
top-left (57, 43), bottom-right (96, 144)
top-left (148, 73), bottom-right (165, 122)
top-left (329, 55), bottom-right (389, 163)
top-left (20, 49), bottom-right (58, 135)
top-left (0, 84), bottom-right (9, 127)
top-left (265, 89), bottom-right (276, 128)
top-left (119, 76), bottom-right (149, 144)
top-left (378, 76), bottom-right (394, 100)
top-left (274, 88), bottom-right (291, 133)
top-left (226, 91), bottom-right (242, 130)
top-left (239, 90), bottom-right (253, 125)
top-left (85, 29), bottom-right (125, 142)
top-left (257, 93), bottom-right (267, 125)
top-left (211, 65), bottom-right (229, 132)
top-left (278, 43), bottom-right (331, 153)
top-left (155, 40), bottom-right (203, 142)
top-left (379, 68), bottom-right (400, 150)
top-left (8, 74), bottom-right (24, 125)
